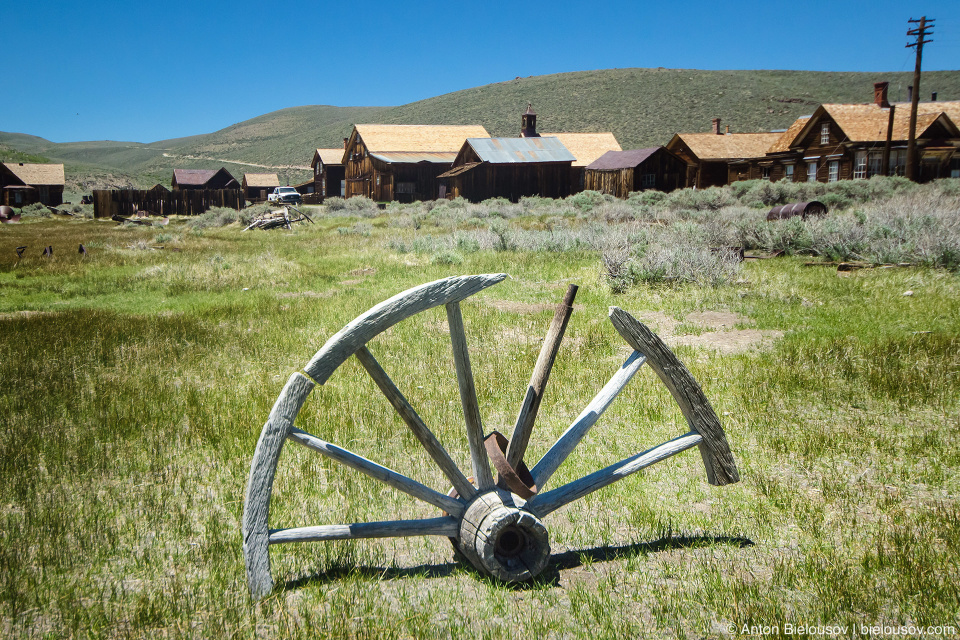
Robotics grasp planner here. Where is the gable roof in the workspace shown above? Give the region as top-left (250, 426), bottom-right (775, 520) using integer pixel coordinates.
top-left (671, 132), bottom-right (782, 161)
top-left (911, 100), bottom-right (960, 128)
top-left (173, 169), bottom-right (217, 186)
top-left (586, 148), bottom-right (662, 170)
top-left (243, 173), bottom-right (280, 188)
top-left (463, 137), bottom-right (576, 164)
top-left (313, 148), bottom-right (346, 167)
top-left (2, 162), bottom-right (65, 186)
top-left (539, 132), bottom-right (622, 167)
top-left (353, 124), bottom-right (490, 153)
top-left (796, 103), bottom-right (959, 144)
top-left (767, 116), bottom-right (811, 153)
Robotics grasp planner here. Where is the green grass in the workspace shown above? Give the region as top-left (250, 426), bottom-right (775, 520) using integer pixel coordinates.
top-left (1, 195), bottom-right (958, 638)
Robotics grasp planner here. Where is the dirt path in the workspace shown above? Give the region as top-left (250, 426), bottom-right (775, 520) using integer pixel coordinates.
top-left (161, 152), bottom-right (310, 171)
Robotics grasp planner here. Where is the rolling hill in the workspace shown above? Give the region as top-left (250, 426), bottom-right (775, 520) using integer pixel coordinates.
top-left (3, 68), bottom-right (960, 191)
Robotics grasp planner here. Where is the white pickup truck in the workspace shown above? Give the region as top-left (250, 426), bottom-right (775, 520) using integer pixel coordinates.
top-left (267, 186), bottom-right (302, 205)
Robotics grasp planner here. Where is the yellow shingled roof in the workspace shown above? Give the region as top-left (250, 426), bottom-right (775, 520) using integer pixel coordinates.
top-left (539, 132), bottom-right (622, 166)
top-left (315, 148), bottom-right (346, 166)
top-left (675, 132), bottom-right (782, 161)
top-left (2, 162), bottom-right (64, 186)
top-left (243, 173), bottom-right (280, 188)
top-left (353, 124), bottom-right (490, 153)
top-left (767, 116), bottom-right (811, 153)
top-left (821, 103), bottom-right (949, 142)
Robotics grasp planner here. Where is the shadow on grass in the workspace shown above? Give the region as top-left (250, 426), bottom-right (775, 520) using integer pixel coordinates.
top-left (282, 532), bottom-right (753, 592)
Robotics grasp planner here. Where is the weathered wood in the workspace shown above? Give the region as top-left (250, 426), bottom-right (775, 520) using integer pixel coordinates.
top-left (530, 350), bottom-right (647, 489)
top-left (269, 517), bottom-right (459, 544)
top-left (446, 301), bottom-right (495, 490)
top-left (528, 432), bottom-right (704, 518)
top-left (506, 284), bottom-right (578, 469)
top-left (458, 490), bottom-right (550, 582)
top-left (304, 274), bottom-right (507, 385)
top-left (354, 346), bottom-right (476, 500)
top-left (242, 373), bottom-right (315, 599)
top-left (608, 307), bottom-right (739, 486)
top-left (287, 427), bottom-right (465, 517)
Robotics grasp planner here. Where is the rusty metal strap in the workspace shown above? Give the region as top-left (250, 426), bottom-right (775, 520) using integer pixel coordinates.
top-left (484, 431), bottom-right (538, 500)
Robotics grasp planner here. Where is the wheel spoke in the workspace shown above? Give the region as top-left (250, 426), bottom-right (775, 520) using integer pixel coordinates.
top-left (287, 427), bottom-right (465, 517)
top-left (446, 302), bottom-right (495, 489)
top-left (609, 307), bottom-right (740, 486)
top-left (269, 516), bottom-right (459, 544)
top-left (506, 284), bottom-right (578, 469)
top-left (530, 350), bottom-right (646, 490)
top-left (527, 431), bottom-right (703, 518)
top-left (355, 346), bottom-right (476, 500)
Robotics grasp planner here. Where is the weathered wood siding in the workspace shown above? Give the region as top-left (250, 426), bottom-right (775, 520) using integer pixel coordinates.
top-left (443, 163), bottom-right (572, 203)
top-left (93, 189), bottom-right (244, 218)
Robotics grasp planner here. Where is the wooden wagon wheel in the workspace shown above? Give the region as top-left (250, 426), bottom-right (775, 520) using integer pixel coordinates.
top-left (243, 274), bottom-right (740, 598)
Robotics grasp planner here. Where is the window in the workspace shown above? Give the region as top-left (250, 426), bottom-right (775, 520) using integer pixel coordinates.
top-left (889, 149), bottom-right (907, 176)
top-left (854, 151), bottom-right (867, 179)
top-left (868, 151), bottom-right (883, 177)
top-left (820, 123), bottom-right (830, 145)
top-left (828, 161), bottom-right (839, 182)
top-left (640, 173), bottom-right (656, 188)
top-left (807, 161), bottom-right (818, 182)
top-left (785, 164), bottom-right (795, 180)
top-left (761, 166), bottom-right (771, 180)
top-left (951, 158), bottom-right (960, 179)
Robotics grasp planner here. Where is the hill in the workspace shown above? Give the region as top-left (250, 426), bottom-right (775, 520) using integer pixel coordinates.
top-left (3, 68), bottom-right (959, 190)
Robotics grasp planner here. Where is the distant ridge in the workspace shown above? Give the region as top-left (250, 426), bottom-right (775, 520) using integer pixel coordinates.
top-left (3, 68), bottom-right (959, 189)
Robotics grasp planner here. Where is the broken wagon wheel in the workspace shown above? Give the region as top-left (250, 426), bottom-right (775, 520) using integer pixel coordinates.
top-left (242, 274), bottom-right (740, 598)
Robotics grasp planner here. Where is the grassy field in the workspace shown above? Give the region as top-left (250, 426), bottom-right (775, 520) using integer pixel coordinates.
top-left (1, 182), bottom-right (958, 638)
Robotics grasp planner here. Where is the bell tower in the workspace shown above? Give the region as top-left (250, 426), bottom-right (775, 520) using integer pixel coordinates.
top-left (520, 103), bottom-right (539, 137)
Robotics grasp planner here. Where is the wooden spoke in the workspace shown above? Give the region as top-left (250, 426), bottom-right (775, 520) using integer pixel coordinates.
top-left (269, 516), bottom-right (459, 544)
top-left (530, 350), bottom-right (647, 490)
top-left (355, 346), bottom-right (476, 501)
top-left (609, 307), bottom-right (739, 486)
top-left (527, 432), bottom-right (703, 518)
top-left (445, 301), bottom-right (495, 489)
top-left (287, 427), bottom-right (465, 518)
top-left (506, 284), bottom-right (578, 469)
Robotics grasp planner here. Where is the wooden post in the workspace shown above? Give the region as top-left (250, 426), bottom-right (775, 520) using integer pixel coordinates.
top-left (905, 16), bottom-right (935, 181)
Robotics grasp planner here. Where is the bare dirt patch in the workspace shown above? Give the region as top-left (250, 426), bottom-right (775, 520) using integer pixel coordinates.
top-left (628, 309), bottom-right (781, 354)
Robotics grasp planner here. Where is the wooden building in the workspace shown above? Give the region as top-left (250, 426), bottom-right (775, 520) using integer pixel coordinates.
top-left (0, 162), bottom-right (64, 207)
top-left (172, 167), bottom-right (239, 190)
top-left (311, 148), bottom-right (346, 199)
top-left (666, 119), bottom-right (781, 188)
top-left (540, 132), bottom-right (622, 193)
top-left (242, 173), bottom-right (280, 202)
top-left (584, 147), bottom-right (687, 197)
top-left (343, 124), bottom-right (489, 202)
top-left (438, 137), bottom-right (575, 202)
top-left (737, 83), bottom-right (960, 183)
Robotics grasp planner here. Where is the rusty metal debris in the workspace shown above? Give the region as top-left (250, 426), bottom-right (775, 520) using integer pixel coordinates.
top-left (767, 201), bottom-right (828, 221)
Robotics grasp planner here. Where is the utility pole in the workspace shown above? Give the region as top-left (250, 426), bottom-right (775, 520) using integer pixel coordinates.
top-left (905, 16), bottom-right (934, 181)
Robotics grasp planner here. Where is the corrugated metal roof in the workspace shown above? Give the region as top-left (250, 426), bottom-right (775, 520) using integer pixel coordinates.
top-left (586, 148), bottom-right (660, 170)
top-left (370, 151), bottom-right (458, 164)
top-left (466, 137), bottom-right (575, 164)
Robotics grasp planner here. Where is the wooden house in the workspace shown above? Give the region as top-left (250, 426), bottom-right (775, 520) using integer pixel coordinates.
top-left (666, 119), bottom-right (781, 188)
top-left (584, 147), bottom-right (687, 197)
top-left (311, 147), bottom-right (346, 199)
top-left (739, 83), bottom-right (960, 183)
top-left (0, 162), bottom-right (65, 207)
top-left (540, 132), bottom-right (622, 193)
top-left (171, 167), bottom-right (239, 190)
top-left (438, 137), bottom-right (575, 202)
top-left (343, 124), bottom-right (490, 202)
top-left (242, 173), bottom-right (280, 202)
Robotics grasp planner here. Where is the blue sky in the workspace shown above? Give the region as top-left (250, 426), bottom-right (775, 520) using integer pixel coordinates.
top-left (4, 0), bottom-right (959, 143)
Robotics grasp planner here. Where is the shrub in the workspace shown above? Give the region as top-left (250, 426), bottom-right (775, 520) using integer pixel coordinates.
top-left (19, 202), bottom-right (50, 217)
top-left (324, 197), bottom-right (347, 211)
top-left (186, 207), bottom-right (240, 229)
top-left (430, 249), bottom-right (464, 265)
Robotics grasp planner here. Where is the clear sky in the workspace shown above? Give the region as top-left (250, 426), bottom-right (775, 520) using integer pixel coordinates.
top-left (4, 0), bottom-right (958, 143)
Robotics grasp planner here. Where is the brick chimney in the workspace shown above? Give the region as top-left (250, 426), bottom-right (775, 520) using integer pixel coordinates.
top-left (874, 82), bottom-right (890, 108)
top-left (520, 103), bottom-right (539, 137)
top-left (343, 137), bottom-right (348, 149)
top-left (712, 118), bottom-right (721, 135)
top-left (725, 125), bottom-right (730, 134)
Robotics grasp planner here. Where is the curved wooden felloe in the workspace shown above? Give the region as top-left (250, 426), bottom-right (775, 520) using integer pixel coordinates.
top-left (242, 276), bottom-right (740, 599)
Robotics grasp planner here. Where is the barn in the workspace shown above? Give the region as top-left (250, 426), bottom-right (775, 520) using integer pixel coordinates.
top-left (0, 162), bottom-right (65, 207)
top-left (343, 124), bottom-right (490, 202)
top-left (312, 148), bottom-right (347, 199)
top-left (584, 147), bottom-right (687, 197)
top-left (438, 137), bottom-right (575, 202)
top-left (242, 173), bottom-right (280, 202)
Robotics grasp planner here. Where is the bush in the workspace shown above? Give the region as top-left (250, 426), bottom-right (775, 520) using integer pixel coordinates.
top-left (324, 197), bottom-right (347, 211)
top-left (186, 207), bottom-right (240, 229)
top-left (19, 202), bottom-right (49, 217)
